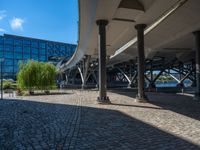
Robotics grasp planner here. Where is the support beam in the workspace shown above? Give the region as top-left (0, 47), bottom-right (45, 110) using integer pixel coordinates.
top-left (82, 55), bottom-right (91, 89)
top-left (171, 68), bottom-right (194, 82)
top-left (77, 66), bottom-right (84, 88)
top-left (135, 24), bottom-right (148, 102)
top-left (147, 61), bottom-right (156, 91)
top-left (145, 75), bottom-right (151, 83)
top-left (131, 71), bottom-right (138, 84)
top-left (193, 31), bottom-right (200, 100)
top-left (179, 68), bottom-right (195, 83)
top-left (167, 73), bottom-right (181, 83)
top-left (96, 20), bottom-right (110, 103)
top-left (152, 58), bottom-right (177, 83)
top-left (65, 73), bottom-right (69, 85)
top-left (116, 67), bottom-right (132, 88)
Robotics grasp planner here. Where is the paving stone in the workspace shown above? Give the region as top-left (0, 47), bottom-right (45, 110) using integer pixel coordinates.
top-left (0, 90), bottom-right (200, 149)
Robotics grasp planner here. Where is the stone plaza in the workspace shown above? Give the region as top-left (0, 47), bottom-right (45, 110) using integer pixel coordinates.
top-left (0, 89), bottom-right (200, 149)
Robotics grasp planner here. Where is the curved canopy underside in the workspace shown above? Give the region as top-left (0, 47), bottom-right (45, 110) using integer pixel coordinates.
top-left (60, 0), bottom-right (200, 71)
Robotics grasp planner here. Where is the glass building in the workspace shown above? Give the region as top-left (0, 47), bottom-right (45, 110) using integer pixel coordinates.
top-left (0, 34), bottom-right (76, 79)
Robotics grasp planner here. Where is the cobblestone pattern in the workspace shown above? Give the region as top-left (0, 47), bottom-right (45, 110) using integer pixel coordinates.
top-left (0, 91), bottom-right (81, 150)
top-left (0, 90), bottom-right (200, 150)
top-left (73, 90), bottom-right (200, 150)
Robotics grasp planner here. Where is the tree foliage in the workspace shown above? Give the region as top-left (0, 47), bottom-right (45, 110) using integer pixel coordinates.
top-left (17, 60), bottom-right (56, 92)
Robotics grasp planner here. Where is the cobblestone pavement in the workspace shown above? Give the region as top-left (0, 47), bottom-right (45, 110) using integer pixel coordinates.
top-left (0, 89), bottom-right (200, 149)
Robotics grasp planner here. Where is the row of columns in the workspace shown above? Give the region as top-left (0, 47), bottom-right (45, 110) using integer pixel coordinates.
top-left (96, 19), bottom-right (200, 103)
top-left (96, 19), bottom-right (147, 103)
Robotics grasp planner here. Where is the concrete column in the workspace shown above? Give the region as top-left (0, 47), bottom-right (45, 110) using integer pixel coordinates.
top-left (135, 24), bottom-right (148, 101)
top-left (96, 20), bottom-right (110, 103)
top-left (193, 31), bottom-right (200, 100)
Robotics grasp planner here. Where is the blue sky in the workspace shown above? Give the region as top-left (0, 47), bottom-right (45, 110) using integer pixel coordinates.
top-left (0, 0), bottom-right (78, 44)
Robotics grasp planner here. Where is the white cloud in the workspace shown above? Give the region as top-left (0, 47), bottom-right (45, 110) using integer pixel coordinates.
top-left (0, 10), bottom-right (6, 20)
top-left (0, 28), bottom-right (5, 32)
top-left (10, 17), bottom-right (24, 31)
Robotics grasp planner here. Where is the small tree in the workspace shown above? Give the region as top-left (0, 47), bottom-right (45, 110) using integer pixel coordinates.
top-left (17, 60), bottom-right (56, 94)
top-left (17, 63), bottom-right (29, 90)
top-left (40, 62), bottom-right (56, 91)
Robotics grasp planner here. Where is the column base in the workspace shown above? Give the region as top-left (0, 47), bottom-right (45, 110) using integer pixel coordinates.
top-left (81, 84), bottom-right (86, 90)
top-left (97, 96), bottom-right (111, 104)
top-left (127, 85), bottom-right (131, 89)
top-left (127, 83), bottom-right (133, 88)
top-left (135, 94), bottom-right (148, 103)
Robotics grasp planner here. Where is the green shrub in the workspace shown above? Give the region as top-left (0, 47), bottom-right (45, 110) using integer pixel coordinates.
top-left (17, 60), bottom-right (57, 93)
top-left (3, 81), bottom-right (13, 89)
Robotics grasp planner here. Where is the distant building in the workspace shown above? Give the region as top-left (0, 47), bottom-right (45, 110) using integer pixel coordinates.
top-left (0, 34), bottom-right (76, 79)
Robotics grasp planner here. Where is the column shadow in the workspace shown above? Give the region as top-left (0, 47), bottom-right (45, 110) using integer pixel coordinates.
top-left (109, 89), bottom-right (200, 121)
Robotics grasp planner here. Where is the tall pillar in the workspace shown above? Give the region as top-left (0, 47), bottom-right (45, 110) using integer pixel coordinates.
top-left (96, 20), bottom-right (110, 103)
top-left (135, 24), bottom-right (148, 102)
top-left (193, 31), bottom-right (200, 100)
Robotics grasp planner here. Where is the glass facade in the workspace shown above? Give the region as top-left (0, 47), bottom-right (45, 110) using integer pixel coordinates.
top-left (0, 34), bottom-right (76, 79)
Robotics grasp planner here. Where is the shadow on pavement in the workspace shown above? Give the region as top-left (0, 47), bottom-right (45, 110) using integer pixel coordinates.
top-left (110, 103), bottom-right (163, 110)
top-left (148, 93), bottom-right (200, 121)
top-left (109, 89), bottom-right (200, 122)
top-left (0, 98), bottom-right (199, 149)
top-left (28, 92), bottom-right (73, 96)
top-left (111, 89), bottom-right (200, 120)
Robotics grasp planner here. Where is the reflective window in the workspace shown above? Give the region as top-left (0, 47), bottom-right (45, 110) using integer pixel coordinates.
top-left (54, 50), bottom-right (59, 56)
top-left (0, 37), bottom-right (3, 44)
top-left (31, 41), bottom-right (38, 47)
top-left (14, 59), bottom-right (23, 67)
top-left (39, 49), bottom-right (46, 55)
top-left (0, 45), bottom-right (3, 51)
top-left (23, 53), bottom-right (31, 59)
top-left (4, 59), bottom-right (13, 65)
top-left (14, 39), bottom-right (22, 45)
top-left (0, 35), bottom-right (76, 79)
top-left (55, 44), bottom-right (60, 50)
top-left (60, 45), bottom-right (65, 51)
top-left (32, 48), bottom-right (38, 54)
top-left (14, 46), bottom-right (22, 53)
top-left (4, 38), bottom-right (13, 45)
top-left (65, 45), bottom-right (69, 50)
top-left (14, 53), bottom-right (22, 59)
top-left (4, 51), bottom-right (13, 58)
top-left (39, 42), bottom-right (46, 49)
top-left (14, 67), bottom-right (19, 73)
top-left (5, 45), bottom-right (13, 52)
top-left (32, 54), bottom-right (38, 60)
top-left (39, 55), bottom-right (46, 61)
top-left (0, 51), bottom-right (3, 57)
top-left (24, 46), bottom-right (31, 53)
top-left (47, 43), bottom-right (54, 50)
top-left (23, 40), bottom-right (31, 46)
top-left (48, 49), bottom-right (54, 55)
top-left (3, 66), bottom-right (13, 73)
